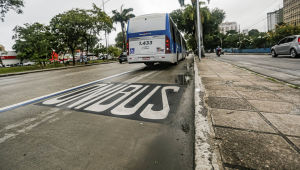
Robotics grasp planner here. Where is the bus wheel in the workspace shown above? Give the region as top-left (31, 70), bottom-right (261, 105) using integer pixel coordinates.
top-left (175, 53), bottom-right (179, 65)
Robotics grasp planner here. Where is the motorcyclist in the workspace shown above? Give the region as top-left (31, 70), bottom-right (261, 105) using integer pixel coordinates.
top-left (216, 46), bottom-right (222, 56)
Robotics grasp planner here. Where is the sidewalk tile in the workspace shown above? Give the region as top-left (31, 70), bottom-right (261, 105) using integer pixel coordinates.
top-left (276, 91), bottom-right (300, 105)
top-left (237, 91), bottom-right (282, 101)
top-left (262, 113), bottom-right (300, 136)
top-left (233, 85), bottom-right (269, 92)
top-left (248, 100), bottom-right (295, 114)
top-left (205, 97), bottom-right (254, 111)
top-left (288, 137), bottom-right (300, 149)
top-left (211, 109), bottom-right (275, 133)
top-left (215, 128), bottom-right (300, 170)
top-left (206, 90), bottom-right (239, 98)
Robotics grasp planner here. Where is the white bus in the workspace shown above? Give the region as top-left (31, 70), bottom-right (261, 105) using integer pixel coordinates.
top-left (126, 13), bottom-right (187, 66)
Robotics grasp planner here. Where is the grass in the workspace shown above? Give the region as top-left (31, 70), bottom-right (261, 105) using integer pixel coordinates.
top-left (0, 60), bottom-right (115, 75)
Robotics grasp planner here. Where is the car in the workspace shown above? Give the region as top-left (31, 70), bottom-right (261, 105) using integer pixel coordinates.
top-left (23, 61), bottom-right (35, 66)
top-left (271, 35), bottom-right (300, 58)
top-left (118, 53), bottom-right (127, 64)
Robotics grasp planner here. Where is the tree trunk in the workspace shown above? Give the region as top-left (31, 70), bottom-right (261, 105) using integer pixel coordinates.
top-left (121, 22), bottom-right (126, 52)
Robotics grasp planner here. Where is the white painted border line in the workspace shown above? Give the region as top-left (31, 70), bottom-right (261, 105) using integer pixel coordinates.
top-left (0, 70), bottom-right (137, 113)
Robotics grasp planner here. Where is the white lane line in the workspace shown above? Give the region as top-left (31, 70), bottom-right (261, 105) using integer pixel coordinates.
top-left (0, 69), bottom-right (139, 113)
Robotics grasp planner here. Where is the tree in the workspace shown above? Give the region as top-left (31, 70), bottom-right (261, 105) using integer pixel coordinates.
top-left (115, 32), bottom-right (124, 49)
top-left (112, 6), bottom-right (135, 51)
top-left (268, 24), bottom-right (300, 44)
top-left (12, 23), bottom-right (53, 66)
top-left (50, 9), bottom-right (96, 65)
top-left (0, 0), bottom-right (24, 21)
top-left (108, 46), bottom-right (122, 58)
top-left (170, 4), bottom-right (225, 51)
top-left (85, 4), bottom-right (113, 54)
top-left (248, 29), bottom-right (260, 37)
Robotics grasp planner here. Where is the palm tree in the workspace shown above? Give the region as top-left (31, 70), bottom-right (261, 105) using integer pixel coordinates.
top-left (112, 5), bottom-right (135, 51)
top-left (180, 0), bottom-right (210, 6)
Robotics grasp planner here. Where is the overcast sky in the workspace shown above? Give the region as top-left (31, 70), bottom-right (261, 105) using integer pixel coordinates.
top-left (0, 0), bottom-right (283, 51)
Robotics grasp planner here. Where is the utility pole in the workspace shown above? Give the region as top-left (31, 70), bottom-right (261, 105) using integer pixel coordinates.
top-left (196, 0), bottom-right (202, 60)
top-left (102, 0), bottom-right (111, 59)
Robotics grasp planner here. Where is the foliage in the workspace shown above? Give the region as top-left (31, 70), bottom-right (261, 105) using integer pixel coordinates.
top-left (49, 7), bottom-right (112, 65)
top-left (115, 32), bottom-right (125, 49)
top-left (0, 0), bottom-right (24, 21)
top-left (268, 24), bottom-right (300, 44)
top-left (248, 29), bottom-right (260, 37)
top-left (171, 4), bottom-right (225, 51)
top-left (108, 46), bottom-right (122, 57)
top-left (12, 23), bottom-right (53, 66)
top-left (112, 6), bottom-right (135, 51)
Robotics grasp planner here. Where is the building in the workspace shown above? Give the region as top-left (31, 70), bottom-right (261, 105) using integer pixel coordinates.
top-left (267, 8), bottom-right (283, 31)
top-left (284, 0), bottom-right (300, 25)
top-left (0, 51), bottom-right (20, 66)
top-left (219, 22), bottom-right (238, 34)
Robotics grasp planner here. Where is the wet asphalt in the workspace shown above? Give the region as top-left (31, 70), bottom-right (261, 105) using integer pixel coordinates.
top-left (0, 56), bottom-right (195, 170)
top-left (214, 54), bottom-right (300, 86)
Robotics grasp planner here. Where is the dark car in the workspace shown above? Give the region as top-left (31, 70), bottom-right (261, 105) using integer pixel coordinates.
top-left (118, 53), bottom-right (127, 64)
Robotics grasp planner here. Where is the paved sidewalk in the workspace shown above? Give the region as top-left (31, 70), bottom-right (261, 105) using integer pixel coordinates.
top-left (196, 56), bottom-right (300, 169)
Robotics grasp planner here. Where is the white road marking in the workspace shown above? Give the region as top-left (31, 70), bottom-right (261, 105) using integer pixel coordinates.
top-left (140, 86), bottom-right (179, 120)
top-left (111, 86), bottom-right (160, 116)
top-left (85, 85), bottom-right (143, 112)
top-left (0, 70), bottom-right (137, 113)
top-left (0, 108), bottom-right (62, 144)
top-left (73, 84), bottom-right (127, 109)
top-left (42, 84), bottom-right (108, 106)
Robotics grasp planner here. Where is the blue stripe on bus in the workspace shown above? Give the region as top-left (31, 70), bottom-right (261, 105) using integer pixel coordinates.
top-left (127, 30), bottom-right (167, 39)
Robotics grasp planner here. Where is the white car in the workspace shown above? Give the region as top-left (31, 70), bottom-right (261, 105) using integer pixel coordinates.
top-left (23, 61), bottom-right (35, 66)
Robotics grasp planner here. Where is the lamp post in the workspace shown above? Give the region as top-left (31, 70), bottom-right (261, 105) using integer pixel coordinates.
top-left (196, 0), bottom-right (202, 60)
top-left (102, 0), bottom-right (112, 59)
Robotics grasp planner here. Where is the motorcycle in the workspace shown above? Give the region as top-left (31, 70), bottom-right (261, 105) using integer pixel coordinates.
top-left (216, 49), bottom-right (222, 57)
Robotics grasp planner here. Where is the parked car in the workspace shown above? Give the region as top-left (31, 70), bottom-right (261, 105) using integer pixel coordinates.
top-left (271, 35), bottom-right (300, 58)
top-left (118, 53), bottom-right (127, 64)
top-left (23, 61), bottom-right (35, 66)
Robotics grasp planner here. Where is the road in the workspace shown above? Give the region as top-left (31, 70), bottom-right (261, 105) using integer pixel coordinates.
top-left (212, 54), bottom-right (300, 86)
top-left (0, 57), bottom-right (195, 170)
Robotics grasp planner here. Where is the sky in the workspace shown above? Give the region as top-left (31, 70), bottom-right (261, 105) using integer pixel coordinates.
top-left (0, 0), bottom-right (283, 51)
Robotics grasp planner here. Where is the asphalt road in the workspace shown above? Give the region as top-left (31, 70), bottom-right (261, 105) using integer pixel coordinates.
top-left (212, 54), bottom-right (300, 86)
top-left (0, 57), bottom-right (195, 170)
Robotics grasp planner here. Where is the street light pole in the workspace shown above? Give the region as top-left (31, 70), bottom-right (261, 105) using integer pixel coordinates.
top-left (102, 0), bottom-right (110, 59)
top-left (196, 0), bottom-right (202, 60)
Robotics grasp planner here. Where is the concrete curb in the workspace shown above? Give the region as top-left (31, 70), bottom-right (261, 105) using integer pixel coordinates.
top-left (224, 53), bottom-right (271, 55)
top-left (0, 61), bottom-right (116, 78)
top-left (194, 56), bottom-right (221, 170)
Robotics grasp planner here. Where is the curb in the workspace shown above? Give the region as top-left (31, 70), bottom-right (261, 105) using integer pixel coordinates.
top-left (0, 61), bottom-right (116, 78)
top-left (224, 53), bottom-right (270, 55)
top-left (194, 56), bottom-right (221, 170)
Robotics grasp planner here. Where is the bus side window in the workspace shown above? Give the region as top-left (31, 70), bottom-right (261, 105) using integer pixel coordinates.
top-left (170, 21), bottom-right (176, 52)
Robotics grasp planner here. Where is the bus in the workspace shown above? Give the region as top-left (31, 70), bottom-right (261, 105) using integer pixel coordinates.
top-left (126, 13), bottom-right (187, 66)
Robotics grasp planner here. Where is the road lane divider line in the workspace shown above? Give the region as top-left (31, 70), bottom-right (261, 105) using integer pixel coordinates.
top-left (0, 70), bottom-right (138, 113)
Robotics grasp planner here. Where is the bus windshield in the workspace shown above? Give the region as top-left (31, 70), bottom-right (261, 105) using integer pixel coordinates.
top-left (128, 14), bottom-right (166, 33)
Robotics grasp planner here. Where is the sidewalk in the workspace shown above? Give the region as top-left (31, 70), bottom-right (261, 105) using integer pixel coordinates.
top-left (195, 56), bottom-right (300, 169)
